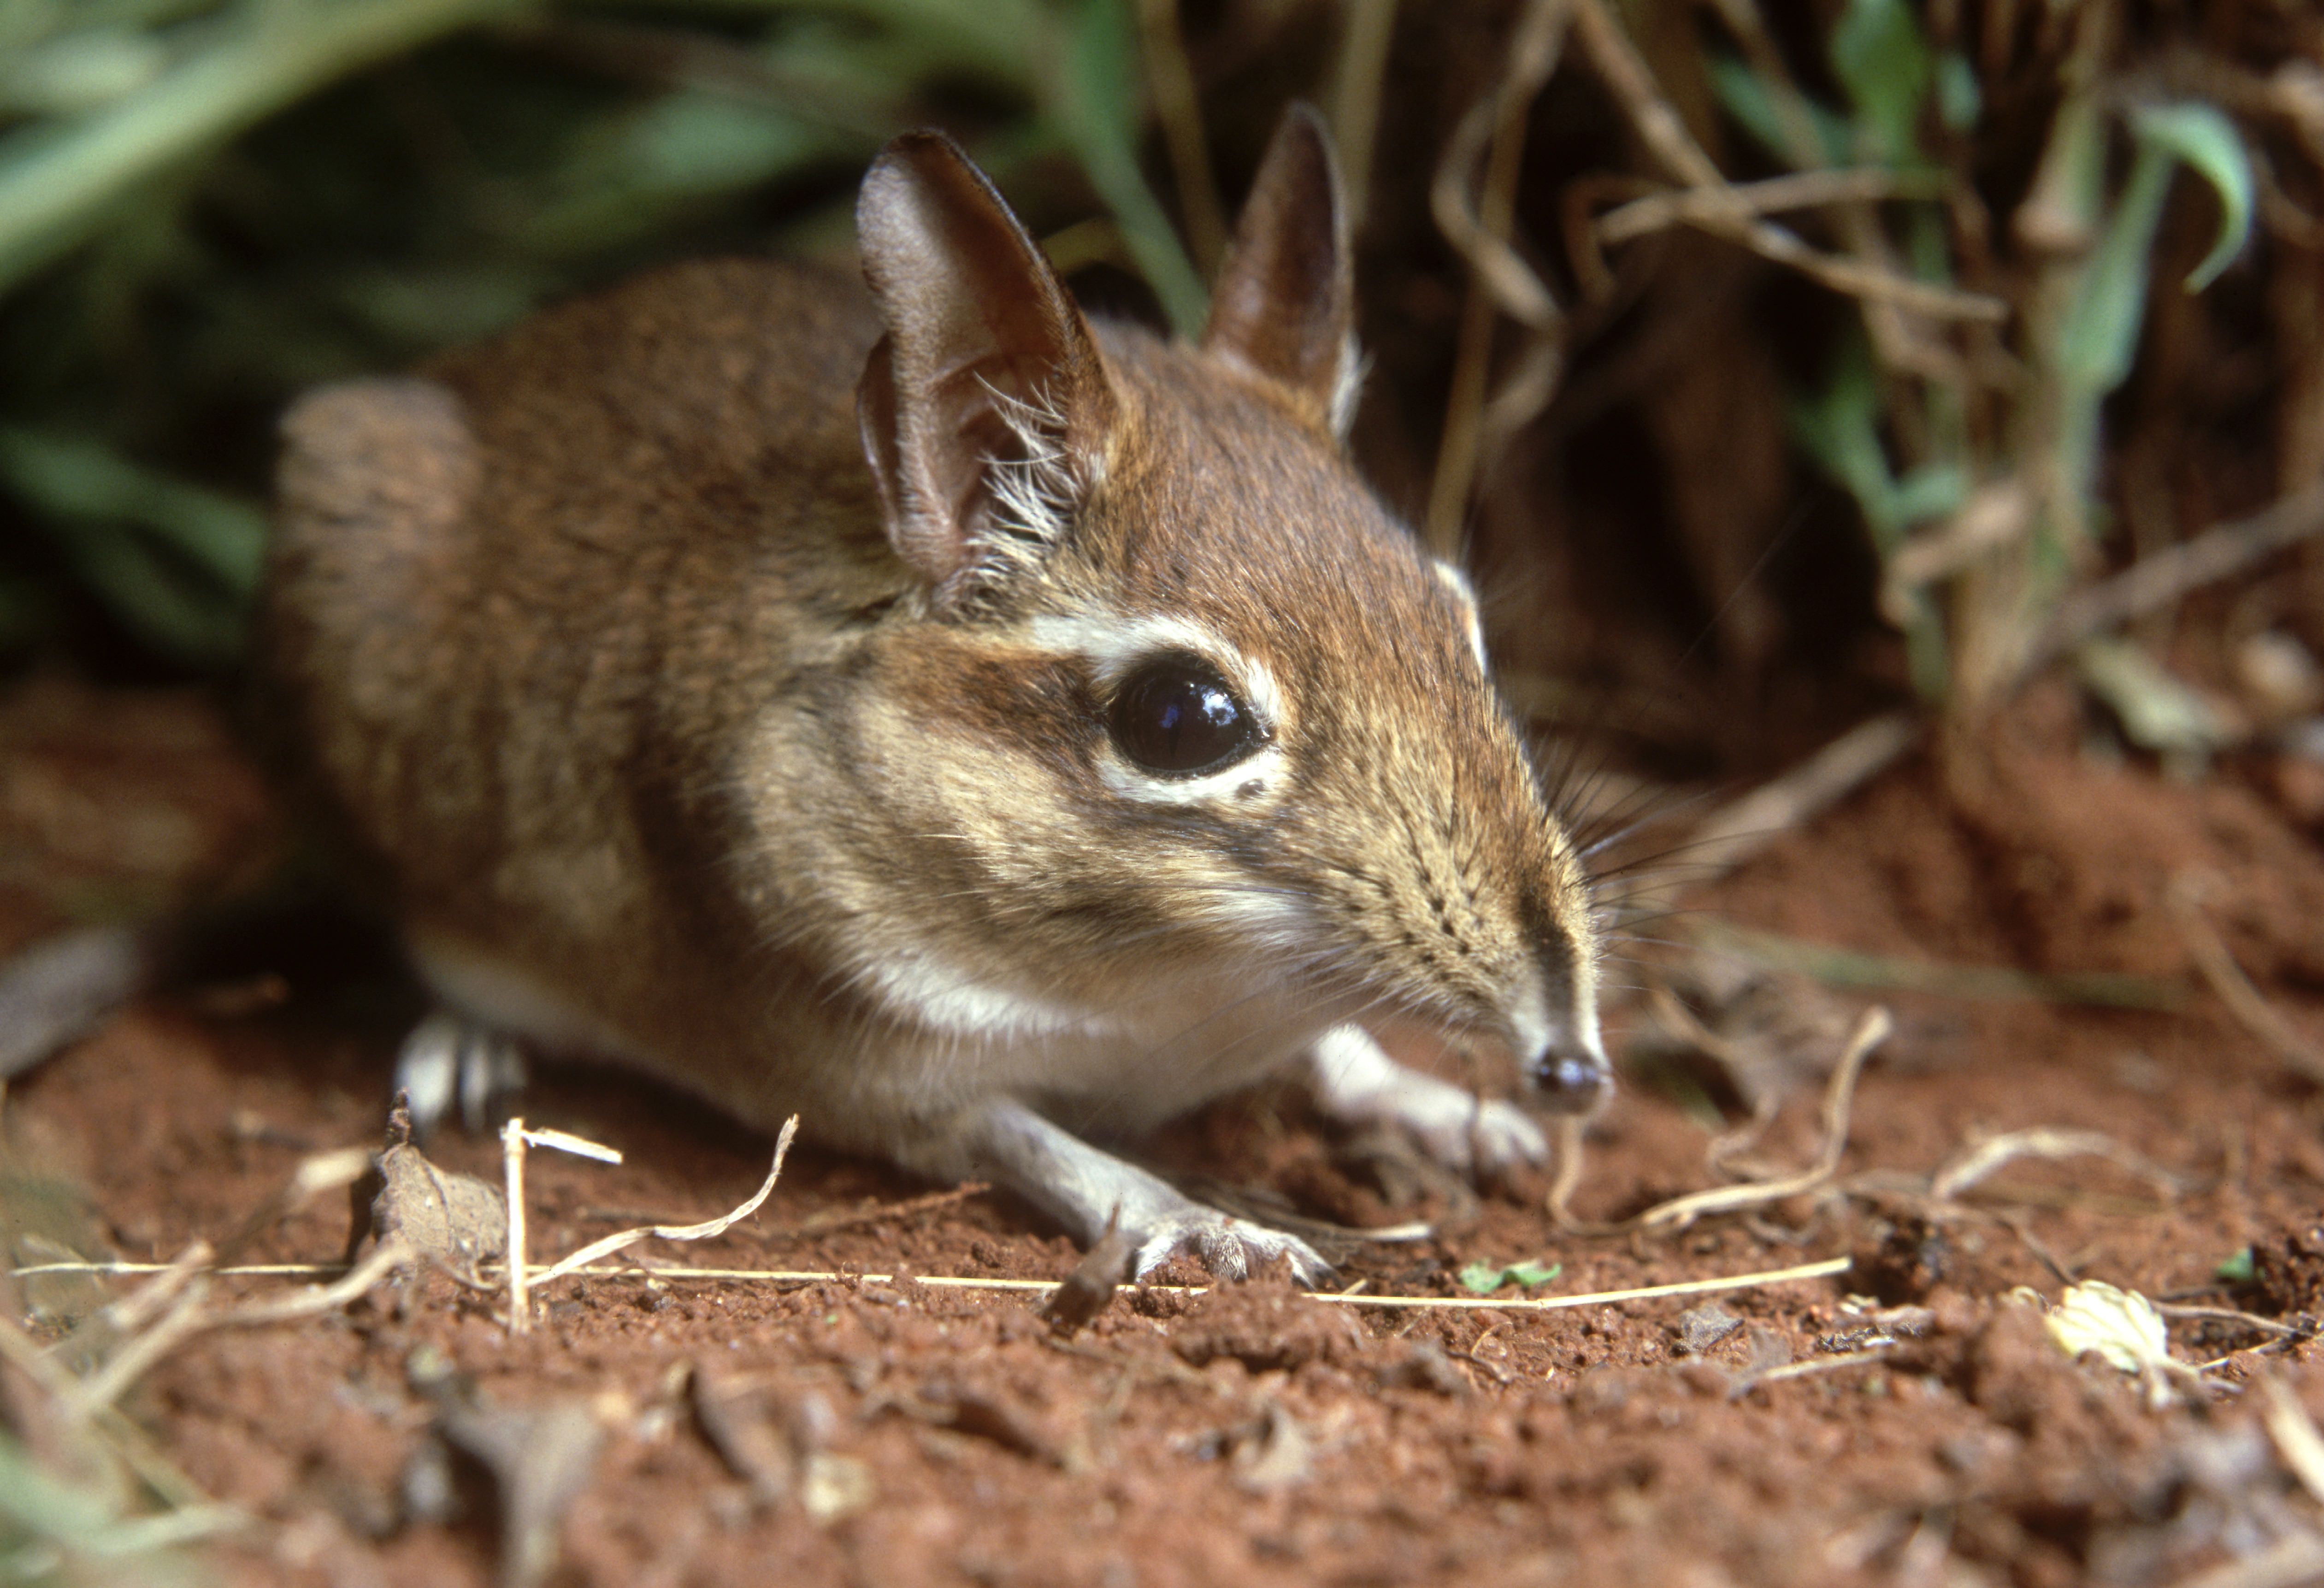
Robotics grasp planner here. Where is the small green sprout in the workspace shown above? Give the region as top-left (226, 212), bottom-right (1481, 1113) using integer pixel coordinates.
top-left (1457, 1259), bottom-right (1562, 1294)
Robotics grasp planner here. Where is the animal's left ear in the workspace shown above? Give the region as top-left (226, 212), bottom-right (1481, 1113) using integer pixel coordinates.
top-left (1202, 103), bottom-right (1358, 440)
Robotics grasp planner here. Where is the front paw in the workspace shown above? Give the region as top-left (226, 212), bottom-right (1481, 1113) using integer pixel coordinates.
top-left (1131, 1210), bottom-right (1332, 1285)
top-left (1400, 1095), bottom-right (1550, 1181)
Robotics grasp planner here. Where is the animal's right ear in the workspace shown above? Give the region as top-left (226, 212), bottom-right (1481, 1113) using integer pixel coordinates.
top-left (1203, 104), bottom-right (1358, 440)
top-left (856, 132), bottom-right (1117, 601)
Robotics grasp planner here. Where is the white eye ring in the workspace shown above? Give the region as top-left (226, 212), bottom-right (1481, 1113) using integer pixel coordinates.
top-left (1022, 612), bottom-right (1289, 808)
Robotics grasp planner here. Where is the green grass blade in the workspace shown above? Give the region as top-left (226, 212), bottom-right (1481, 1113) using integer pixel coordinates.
top-left (0, 0), bottom-right (534, 294)
top-left (1049, 0), bottom-right (1205, 337)
top-left (0, 428), bottom-right (266, 595)
top-left (2130, 102), bottom-right (2252, 291)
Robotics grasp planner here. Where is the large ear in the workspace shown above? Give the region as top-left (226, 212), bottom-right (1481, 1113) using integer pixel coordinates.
top-left (856, 132), bottom-right (1117, 599)
top-left (1202, 103), bottom-right (1357, 440)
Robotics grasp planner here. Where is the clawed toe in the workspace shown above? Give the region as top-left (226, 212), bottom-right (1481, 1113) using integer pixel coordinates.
top-left (1132, 1212), bottom-right (1331, 1286)
top-left (396, 1011), bottom-right (527, 1136)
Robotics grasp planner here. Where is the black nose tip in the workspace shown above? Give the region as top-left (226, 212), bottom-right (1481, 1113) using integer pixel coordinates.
top-left (1529, 1049), bottom-right (1611, 1115)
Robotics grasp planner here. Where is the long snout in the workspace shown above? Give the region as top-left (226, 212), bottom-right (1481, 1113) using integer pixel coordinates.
top-left (1526, 1033), bottom-right (1612, 1115)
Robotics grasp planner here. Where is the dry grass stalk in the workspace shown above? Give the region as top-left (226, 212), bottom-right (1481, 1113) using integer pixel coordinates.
top-left (1929, 1126), bottom-right (2188, 1203)
top-left (2262, 1378), bottom-right (2324, 1505)
top-left (100, 1240), bottom-right (212, 1336)
top-left (10, 1253), bottom-right (1856, 1313)
top-left (2029, 484), bottom-right (2324, 684)
top-left (1595, 168), bottom-right (1950, 247)
top-left (2168, 874), bottom-right (2324, 1085)
top-left (1137, 0), bottom-right (1226, 274)
top-left (1551, 1007), bottom-right (1892, 1234)
top-left (530, 1116), bottom-right (797, 1289)
top-left (1658, 712), bottom-right (1919, 901)
top-left (1633, 1007), bottom-right (1890, 1231)
top-left (1567, 0), bottom-right (2005, 323)
top-left (221, 1236), bottom-right (413, 1326)
top-left (2159, 1304), bottom-right (2303, 1340)
top-left (0, 1310), bottom-right (216, 1511)
top-left (1750, 1346), bottom-right (1895, 1385)
top-left (503, 1117), bottom-right (532, 1334)
top-left (1423, 0), bottom-right (1574, 555)
top-left (1325, 0), bottom-right (1400, 227)
top-left (70, 1277), bottom-right (212, 1419)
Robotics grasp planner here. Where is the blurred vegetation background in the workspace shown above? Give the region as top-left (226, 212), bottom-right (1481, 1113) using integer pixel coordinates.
top-left (0, 0), bottom-right (2320, 781)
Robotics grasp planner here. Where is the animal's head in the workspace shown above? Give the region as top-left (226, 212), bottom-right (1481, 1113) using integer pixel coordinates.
top-left (838, 107), bottom-right (1608, 1111)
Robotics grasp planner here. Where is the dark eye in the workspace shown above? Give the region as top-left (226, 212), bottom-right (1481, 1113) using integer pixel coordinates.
top-left (1108, 656), bottom-right (1262, 774)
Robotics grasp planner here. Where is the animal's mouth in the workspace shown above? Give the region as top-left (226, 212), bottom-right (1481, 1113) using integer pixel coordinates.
top-left (1360, 1016), bottom-right (1528, 1092)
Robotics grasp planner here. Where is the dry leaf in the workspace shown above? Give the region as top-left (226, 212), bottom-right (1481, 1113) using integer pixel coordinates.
top-left (1042, 1224), bottom-right (1136, 1337)
top-left (365, 1104), bottom-right (505, 1268)
top-left (438, 1398), bottom-right (604, 1588)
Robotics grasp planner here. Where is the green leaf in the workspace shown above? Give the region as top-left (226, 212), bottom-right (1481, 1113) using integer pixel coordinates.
top-left (525, 93), bottom-right (842, 255)
top-left (66, 520), bottom-right (248, 664)
top-left (2059, 102), bottom-right (2253, 396)
top-left (1789, 336), bottom-right (1900, 545)
top-left (1456, 1259), bottom-right (1563, 1294)
top-left (0, 428), bottom-right (266, 595)
top-left (1889, 461), bottom-right (1969, 528)
top-left (2076, 638), bottom-right (2239, 757)
top-left (0, 574), bottom-right (53, 656)
top-left (2131, 102), bottom-right (2253, 291)
top-left (1830, 0), bottom-right (1932, 165)
top-left (1788, 337), bottom-right (1954, 701)
top-left (1708, 54), bottom-right (1849, 168)
top-left (2215, 1246), bottom-right (2257, 1285)
top-left (0, 428), bottom-right (266, 665)
top-left (1934, 51), bottom-right (1981, 133)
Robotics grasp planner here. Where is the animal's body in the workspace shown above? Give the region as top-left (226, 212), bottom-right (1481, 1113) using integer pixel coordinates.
top-left (261, 110), bottom-right (1610, 1277)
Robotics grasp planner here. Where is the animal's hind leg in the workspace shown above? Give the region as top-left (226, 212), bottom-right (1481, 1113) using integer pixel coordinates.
top-left (395, 1010), bottom-right (528, 1137)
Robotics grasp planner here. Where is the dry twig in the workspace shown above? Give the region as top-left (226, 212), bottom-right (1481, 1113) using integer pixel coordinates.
top-left (1325, 0), bottom-right (1399, 227)
top-left (1929, 1127), bottom-right (2189, 1203)
top-left (1568, 0), bottom-right (2005, 324)
top-left (1640, 713), bottom-right (1920, 907)
top-left (1551, 1008), bottom-right (1892, 1234)
top-left (2169, 874), bottom-right (2324, 1086)
top-left (1594, 168), bottom-right (1949, 247)
top-left (2031, 485), bottom-right (2324, 682)
top-left (1423, 0), bottom-right (1573, 554)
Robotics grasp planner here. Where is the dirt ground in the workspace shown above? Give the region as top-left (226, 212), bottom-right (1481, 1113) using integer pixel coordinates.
top-left (6, 668), bottom-right (2324, 1588)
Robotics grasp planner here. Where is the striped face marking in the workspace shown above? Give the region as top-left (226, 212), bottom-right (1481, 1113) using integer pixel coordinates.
top-left (1025, 613), bottom-right (1288, 807)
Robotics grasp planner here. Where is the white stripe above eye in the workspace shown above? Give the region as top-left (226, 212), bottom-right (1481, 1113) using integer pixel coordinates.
top-left (1025, 612), bottom-right (1284, 735)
